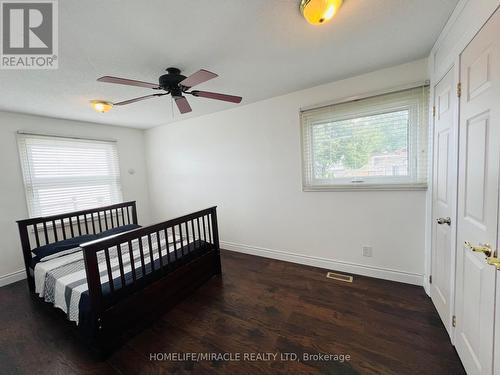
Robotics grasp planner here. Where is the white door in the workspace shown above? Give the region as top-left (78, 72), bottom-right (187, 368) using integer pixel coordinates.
top-left (430, 67), bottom-right (456, 336)
top-left (455, 8), bottom-right (500, 375)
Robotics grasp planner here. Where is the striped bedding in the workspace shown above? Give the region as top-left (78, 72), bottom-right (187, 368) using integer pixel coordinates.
top-left (34, 231), bottom-right (187, 325)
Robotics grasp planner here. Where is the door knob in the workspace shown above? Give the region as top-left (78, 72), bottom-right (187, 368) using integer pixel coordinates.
top-left (465, 241), bottom-right (492, 257)
top-left (487, 257), bottom-right (500, 270)
top-left (436, 217), bottom-right (451, 225)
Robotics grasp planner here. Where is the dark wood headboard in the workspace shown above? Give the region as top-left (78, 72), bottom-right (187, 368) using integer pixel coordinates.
top-left (16, 201), bottom-right (138, 292)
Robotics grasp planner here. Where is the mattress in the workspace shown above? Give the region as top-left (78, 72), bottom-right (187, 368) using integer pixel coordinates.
top-left (34, 231), bottom-right (203, 325)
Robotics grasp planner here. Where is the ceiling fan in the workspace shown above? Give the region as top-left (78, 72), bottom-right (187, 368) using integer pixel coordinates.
top-left (96, 67), bottom-right (242, 114)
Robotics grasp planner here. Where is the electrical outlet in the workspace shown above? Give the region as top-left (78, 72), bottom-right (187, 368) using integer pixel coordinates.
top-left (362, 246), bottom-right (373, 257)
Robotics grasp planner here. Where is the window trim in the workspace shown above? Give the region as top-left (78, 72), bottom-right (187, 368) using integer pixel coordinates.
top-left (300, 84), bottom-right (429, 192)
top-left (299, 80), bottom-right (429, 112)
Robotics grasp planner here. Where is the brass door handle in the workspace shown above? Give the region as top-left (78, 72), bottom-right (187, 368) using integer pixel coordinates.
top-left (436, 217), bottom-right (451, 225)
top-left (487, 257), bottom-right (500, 270)
top-left (465, 241), bottom-right (492, 257)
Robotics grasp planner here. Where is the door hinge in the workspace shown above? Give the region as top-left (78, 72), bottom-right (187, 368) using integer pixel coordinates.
top-left (429, 275), bottom-right (432, 284)
top-left (432, 106), bottom-right (436, 117)
top-left (457, 82), bottom-right (462, 98)
top-left (452, 315), bottom-right (456, 327)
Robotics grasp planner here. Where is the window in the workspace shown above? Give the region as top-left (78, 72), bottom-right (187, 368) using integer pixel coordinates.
top-left (18, 134), bottom-right (123, 217)
top-left (301, 86), bottom-right (429, 190)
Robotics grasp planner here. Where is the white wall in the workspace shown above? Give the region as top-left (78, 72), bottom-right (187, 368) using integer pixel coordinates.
top-left (145, 59), bottom-right (429, 285)
top-left (0, 111), bottom-right (151, 286)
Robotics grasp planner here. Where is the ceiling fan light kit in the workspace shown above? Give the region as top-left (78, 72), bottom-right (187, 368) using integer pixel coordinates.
top-left (96, 67), bottom-right (242, 115)
top-left (90, 100), bottom-right (113, 113)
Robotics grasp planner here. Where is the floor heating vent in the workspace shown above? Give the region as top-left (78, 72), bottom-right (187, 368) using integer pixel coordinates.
top-left (326, 272), bottom-right (353, 283)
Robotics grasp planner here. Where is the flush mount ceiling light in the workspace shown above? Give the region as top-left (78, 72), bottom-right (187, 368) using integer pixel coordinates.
top-left (300, 0), bottom-right (343, 25)
top-left (90, 100), bottom-right (113, 113)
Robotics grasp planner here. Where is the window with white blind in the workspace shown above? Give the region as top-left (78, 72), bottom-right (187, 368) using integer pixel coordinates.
top-left (17, 134), bottom-right (123, 217)
top-left (301, 86), bottom-right (429, 191)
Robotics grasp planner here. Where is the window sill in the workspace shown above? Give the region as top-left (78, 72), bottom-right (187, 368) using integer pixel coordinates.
top-left (303, 183), bottom-right (428, 192)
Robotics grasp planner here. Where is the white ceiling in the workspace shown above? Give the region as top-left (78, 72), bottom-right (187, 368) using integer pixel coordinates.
top-left (0, 0), bottom-right (458, 129)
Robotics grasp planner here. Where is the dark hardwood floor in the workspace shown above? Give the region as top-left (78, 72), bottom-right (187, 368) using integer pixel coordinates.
top-left (0, 250), bottom-right (465, 375)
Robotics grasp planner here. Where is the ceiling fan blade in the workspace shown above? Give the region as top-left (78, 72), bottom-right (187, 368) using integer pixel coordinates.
top-left (97, 76), bottom-right (160, 89)
top-left (175, 96), bottom-right (192, 114)
top-left (192, 90), bottom-right (242, 104)
top-left (180, 69), bottom-right (218, 88)
top-left (114, 93), bottom-right (165, 106)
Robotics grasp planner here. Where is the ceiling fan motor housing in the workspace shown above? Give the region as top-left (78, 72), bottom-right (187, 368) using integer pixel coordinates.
top-left (159, 67), bottom-right (186, 96)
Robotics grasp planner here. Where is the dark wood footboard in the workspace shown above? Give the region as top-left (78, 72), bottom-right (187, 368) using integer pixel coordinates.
top-left (80, 206), bottom-right (222, 352)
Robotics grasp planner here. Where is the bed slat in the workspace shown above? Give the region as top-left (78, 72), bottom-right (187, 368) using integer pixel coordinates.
top-left (121, 207), bottom-right (125, 226)
top-left (84, 214), bottom-right (89, 234)
top-left (179, 224), bottom-right (185, 257)
top-left (128, 240), bottom-right (136, 282)
top-left (164, 229), bottom-right (171, 266)
top-left (138, 236), bottom-right (146, 276)
top-left (104, 211), bottom-right (109, 230)
top-left (196, 218), bottom-right (201, 244)
top-left (184, 222), bottom-right (190, 254)
top-left (91, 213), bottom-right (96, 234)
top-left (104, 248), bottom-right (114, 294)
top-left (207, 214), bottom-right (213, 245)
top-left (34, 224), bottom-right (40, 248)
top-left (190, 220), bottom-right (196, 250)
top-left (42, 222), bottom-right (49, 244)
top-left (76, 216), bottom-right (82, 236)
top-left (156, 231), bottom-right (164, 269)
top-left (172, 226), bottom-right (178, 262)
top-left (147, 234), bottom-right (155, 272)
top-left (202, 216), bottom-right (207, 243)
top-left (116, 244), bottom-right (126, 288)
top-left (98, 212), bottom-right (103, 233)
top-left (61, 219), bottom-right (67, 240)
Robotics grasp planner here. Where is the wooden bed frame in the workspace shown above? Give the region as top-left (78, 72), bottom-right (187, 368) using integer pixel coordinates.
top-left (17, 201), bottom-right (222, 352)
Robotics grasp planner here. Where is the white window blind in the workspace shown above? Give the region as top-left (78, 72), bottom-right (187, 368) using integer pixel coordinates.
top-left (301, 86), bottom-right (429, 191)
top-left (17, 134), bottom-right (123, 217)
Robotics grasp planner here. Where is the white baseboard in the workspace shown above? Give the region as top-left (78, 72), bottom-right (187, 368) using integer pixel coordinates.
top-left (0, 269), bottom-right (26, 288)
top-left (220, 240), bottom-right (424, 286)
top-left (0, 245), bottom-right (423, 287)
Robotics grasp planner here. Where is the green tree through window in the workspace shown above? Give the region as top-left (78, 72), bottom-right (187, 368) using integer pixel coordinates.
top-left (312, 110), bottom-right (409, 179)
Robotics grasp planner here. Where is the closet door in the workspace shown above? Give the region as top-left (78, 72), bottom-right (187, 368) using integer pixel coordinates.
top-left (454, 8), bottom-right (500, 375)
top-left (430, 67), bottom-right (457, 337)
